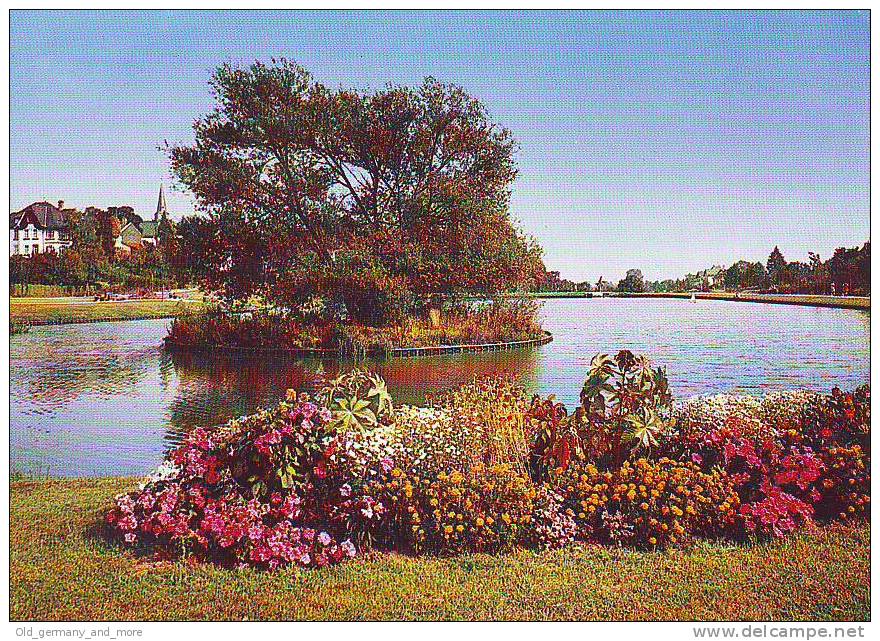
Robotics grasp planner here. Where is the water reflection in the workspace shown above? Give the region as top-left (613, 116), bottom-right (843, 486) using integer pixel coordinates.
top-left (163, 348), bottom-right (540, 446)
top-left (9, 299), bottom-right (870, 477)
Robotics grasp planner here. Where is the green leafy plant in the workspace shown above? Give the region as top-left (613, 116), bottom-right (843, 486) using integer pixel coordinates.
top-left (332, 397), bottom-right (378, 431)
top-left (575, 350), bottom-right (675, 468)
top-left (320, 369), bottom-right (394, 431)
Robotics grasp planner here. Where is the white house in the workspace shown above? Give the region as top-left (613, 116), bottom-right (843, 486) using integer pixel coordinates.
top-left (9, 201), bottom-right (75, 256)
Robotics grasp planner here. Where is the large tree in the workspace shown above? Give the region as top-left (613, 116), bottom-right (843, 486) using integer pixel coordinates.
top-left (617, 269), bottom-right (645, 293)
top-left (766, 246), bottom-right (787, 288)
top-left (170, 59), bottom-right (544, 324)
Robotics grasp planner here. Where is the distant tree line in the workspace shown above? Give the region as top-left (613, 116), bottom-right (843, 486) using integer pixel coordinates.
top-left (535, 271), bottom-right (596, 292)
top-left (616, 242), bottom-right (870, 296)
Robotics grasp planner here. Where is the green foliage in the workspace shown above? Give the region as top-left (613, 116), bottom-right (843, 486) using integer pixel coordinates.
top-left (575, 350), bottom-right (674, 468)
top-left (319, 370), bottom-right (394, 431)
top-left (616, 269), bottom-right (645, 293)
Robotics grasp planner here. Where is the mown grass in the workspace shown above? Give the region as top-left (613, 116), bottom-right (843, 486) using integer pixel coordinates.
top-left (11, 478), bottom-right (869, 621)
top-left (9, 296), bottom-right (208, 326)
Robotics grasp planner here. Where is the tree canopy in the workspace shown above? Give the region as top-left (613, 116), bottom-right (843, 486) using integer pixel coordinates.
top-left (617, 269), bottom-right (646, 293)
top-left (170, 59), bottom-right (545, 324)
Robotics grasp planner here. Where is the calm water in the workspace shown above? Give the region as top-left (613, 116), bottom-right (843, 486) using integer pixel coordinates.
top-left (10, 298), bottom-right (870, 477)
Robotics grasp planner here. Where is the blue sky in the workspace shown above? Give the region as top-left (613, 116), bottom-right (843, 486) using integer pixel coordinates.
top-left (10, 10), bottom-right (870, 282)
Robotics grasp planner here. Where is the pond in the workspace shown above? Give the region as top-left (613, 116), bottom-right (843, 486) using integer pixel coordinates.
top-left (10, 297), bottom-right (870, 478)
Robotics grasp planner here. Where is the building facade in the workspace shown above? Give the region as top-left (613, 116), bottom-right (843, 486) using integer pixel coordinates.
top-left (11, 186), bottom-right (169, 257)
top-left (9, 200), bottom-right (75, 256)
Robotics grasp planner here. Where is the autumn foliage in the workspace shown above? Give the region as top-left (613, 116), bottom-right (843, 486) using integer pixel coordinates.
top-left (170, 59), bottom-right (545, 324)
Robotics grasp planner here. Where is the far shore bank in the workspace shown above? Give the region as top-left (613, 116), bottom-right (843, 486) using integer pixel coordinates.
top-left (615, 291), bottom-right (870, 310)
top-left (11, 289), bottom-right (869, 330)
top-left (10, 296), bottom-right (208, 327)
top-left (489, 291), bottom-right (869, 310)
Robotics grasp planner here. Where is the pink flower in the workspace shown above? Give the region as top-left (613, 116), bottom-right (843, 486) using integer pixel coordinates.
top-left (317, 531), bottom-right (332, 546)
top-left (299, 402), bottom-right (318, 420)
top-left (341, 539), bottom-right (356, 558)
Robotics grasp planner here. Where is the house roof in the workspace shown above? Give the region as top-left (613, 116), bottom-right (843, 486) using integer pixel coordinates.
top-left (10, 201), bottom-right (74, 230)
top-left (139, 220), bottom-right (158, 238)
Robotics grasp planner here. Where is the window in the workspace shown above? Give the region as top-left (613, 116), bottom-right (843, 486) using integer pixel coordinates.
top-left (47, 230), bottom-right (54, 240)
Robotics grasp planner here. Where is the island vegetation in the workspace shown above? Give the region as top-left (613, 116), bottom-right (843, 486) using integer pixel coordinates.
top-left (156, 59), bottom-right (547, 354)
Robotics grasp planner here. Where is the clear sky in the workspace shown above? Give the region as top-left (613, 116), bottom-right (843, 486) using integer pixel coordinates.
top-left (10, 10), bottom-right (870, 282)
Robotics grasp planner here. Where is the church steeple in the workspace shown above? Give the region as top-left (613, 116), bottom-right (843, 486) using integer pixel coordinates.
top-left (155, 183), bottom-right (168, 223)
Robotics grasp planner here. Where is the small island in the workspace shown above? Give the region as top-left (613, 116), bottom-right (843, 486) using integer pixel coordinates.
top-left (163, 60), bottom-right (548, 357)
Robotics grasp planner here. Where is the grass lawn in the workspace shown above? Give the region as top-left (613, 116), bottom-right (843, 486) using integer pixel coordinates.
top-left (11, 478), bottom-right (870, 621)
top-left (10, 295), bottom-right (208, 326)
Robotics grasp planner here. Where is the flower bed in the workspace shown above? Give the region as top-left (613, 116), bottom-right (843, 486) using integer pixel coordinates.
top-left (106, 353), bottom-right (870, 570)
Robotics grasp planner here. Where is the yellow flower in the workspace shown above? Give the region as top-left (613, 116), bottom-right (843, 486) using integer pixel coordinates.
top-left (456, 524), bottom-right (464, 533)
top-left (502, 513), bottom-right (511, 524)
top-left (649, 536), bottom-right (657, 545)
top-left (392, 468), bottom-right (403, 478)
top-left (475, 517), bottom-right (485, 527)
top-left (444, 525), bottom-right (453, 534)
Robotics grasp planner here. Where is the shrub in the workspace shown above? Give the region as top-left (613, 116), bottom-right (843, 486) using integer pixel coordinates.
top-left (432, 377), bottom-right (531, 474)
top-left (576, 351), bottom-right (675, 468)
top-left (165, 299), bottom-right (544, 354)
top-left (318, 369), bottom-right (395, 431)
top-left (524, 394), bottom-right (573, 481)
top-left (661, 387), bottom-right (870, 537)
top-left (811, 444), bottom-right (870, 521)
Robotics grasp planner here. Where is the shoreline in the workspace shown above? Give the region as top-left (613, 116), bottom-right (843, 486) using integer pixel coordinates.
top-left (518, 291), bottom-right (869, 310)
top-left (11, 291), bottom-right (868, 330)
top-left (615, 291), bottom-right (870, 310)
top-left (10, 296), bottom-right (209, 327)
top-left (164, 330), bottom-right (554, 358)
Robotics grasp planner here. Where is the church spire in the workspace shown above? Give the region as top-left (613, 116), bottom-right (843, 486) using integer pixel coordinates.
top-left (155, 183), bottom-right (168, 222)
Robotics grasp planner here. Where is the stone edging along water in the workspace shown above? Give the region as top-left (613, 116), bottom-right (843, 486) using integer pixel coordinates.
top-left (163, 331), bottom-right (554, 358)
